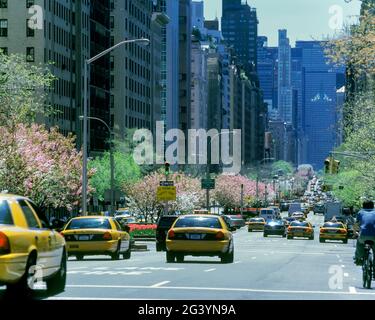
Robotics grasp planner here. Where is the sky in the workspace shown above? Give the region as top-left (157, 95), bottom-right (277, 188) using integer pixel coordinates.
top-left (203, 0), bottom-right (362, 46)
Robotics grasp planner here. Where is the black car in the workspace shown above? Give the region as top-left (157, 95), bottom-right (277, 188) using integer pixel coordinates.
top-left (280, 202), bottom-right (289, 212)
top-left (156, 215), bottom-right (179, 251)
top-left (313, 203), bottom-right (325, 215)
top-left (264, 219), bottom-right (287, 237)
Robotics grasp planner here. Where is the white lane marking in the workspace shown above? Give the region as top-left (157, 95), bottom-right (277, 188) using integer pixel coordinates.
top-left (243, 250), bottom-right (325, 255)
top-left (251, 257), bottom-right (257, 260)
top-left (336, 255), bottom-right (340, 258)
top-left (48, 297), bottom-right (169, 300)
top-left (234, 261), bottom-right (242, 264)
top-left (150, 281), bottom-right (170, 288)
top-left (339, 260), bottom-right (343, 263)
top-left (204, 268), bottom-right (216, 272)
top-left (349, 286), bottom-right (357, 294)
top-left (93, 267), bottom-right (108, 270)
top-left (341, 265), bottom-right (345, 268)
top-left (68, 267), bottom-right (88, 270)
top-left (65, 284), bottom-right (375, 296)
top-left (344, 273), bottom-right (349, 277)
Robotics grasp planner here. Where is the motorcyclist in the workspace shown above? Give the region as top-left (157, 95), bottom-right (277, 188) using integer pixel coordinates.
top-left (353, 200), bottom-right (375, 265)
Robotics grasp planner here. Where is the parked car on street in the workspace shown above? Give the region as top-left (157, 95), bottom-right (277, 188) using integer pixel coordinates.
top-left (61, 216), bottom-right (131, 260)
top-left (165, 215), bottom-right (234, 263)
top-left (155, 215), bottom-right (180, 251)
top-left (0, 194), bottom-right (67, 294)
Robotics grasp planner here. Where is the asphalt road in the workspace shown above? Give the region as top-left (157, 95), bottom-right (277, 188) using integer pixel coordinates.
top-left (1, 212), bottom-right (374, 300)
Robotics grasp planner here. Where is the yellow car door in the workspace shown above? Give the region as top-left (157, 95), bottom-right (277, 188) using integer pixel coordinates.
top-left (16, 199), bottom-right (55, 276)
top-left (112, 219), bottom-right (130, 252)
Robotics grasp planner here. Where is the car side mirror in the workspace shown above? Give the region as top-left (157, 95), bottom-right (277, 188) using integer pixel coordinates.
top-left (230, 227), bottom-right (236, 232)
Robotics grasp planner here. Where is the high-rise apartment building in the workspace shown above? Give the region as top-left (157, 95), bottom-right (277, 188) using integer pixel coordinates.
top-left (0, 0), bottom-right (111, 154)
top-left (221, 0), bottom-right (258, 75)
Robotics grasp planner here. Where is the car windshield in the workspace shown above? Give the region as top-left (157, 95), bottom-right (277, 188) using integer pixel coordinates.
top-left (174, 216), bottom-right (222, 229)
top-left (323, 223), bottom-right (344, 228)
top-left (66, 218), bottom-right (111, 230)
top-left (250, 218), bottom-right (264, 222)
top-left (290, 221), bottom-right (309, 227)
top-left (266, 220), bottom-right (282, 225)
top-left (158, 216), bottom-right (178, 227)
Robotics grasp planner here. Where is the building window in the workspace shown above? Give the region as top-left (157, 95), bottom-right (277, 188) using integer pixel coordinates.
top-left (26, 47), bottom-right (35, 62)
top-left (0, 0), bottom-right (7, 8)
top-left (26, 19), bottom-right (35, 37)
top-left (26, 0), bottom-right (34, 8)
top-left (0, 47), bottom-right (7, 55)
top-left (0, 19), bottom-right (8, 37)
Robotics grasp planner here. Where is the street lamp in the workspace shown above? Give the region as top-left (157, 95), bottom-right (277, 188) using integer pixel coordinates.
top-left (80, 116), bottom-right (115, 216)
top-left (82, 38), bottom-right (150, 216)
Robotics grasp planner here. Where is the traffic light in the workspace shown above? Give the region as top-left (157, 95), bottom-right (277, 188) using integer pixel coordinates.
top-left (332, 160), bottom-right (340, 174)
top-left (324, 157), bottom-right (332, 174)
top-left (164, 162), bottom-right (170, 176)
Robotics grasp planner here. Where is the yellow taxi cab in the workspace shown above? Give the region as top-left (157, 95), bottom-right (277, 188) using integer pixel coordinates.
top-left (247, 217), bottom-right (266, 232)
top-left (319, 222), bottom-right (348, 244)
top-left (61, 216), bottom-right (131, 260)
top-left (287, 220), bottom-right (314, 240)
top-left (165, 214), bottom-right (234, 264)
top-left (0, 194), bottom-right (66, 294)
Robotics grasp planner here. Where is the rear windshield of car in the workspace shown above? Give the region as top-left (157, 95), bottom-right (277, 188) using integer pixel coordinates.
top-left (266, 220), bottom-right (283, 225)
top-left (0, 200), bottom-right (13, 225)
top-left (290, 221), bottom-right (309, 227)
top-left (174, 216), bottom-right (222, 229)
top-left (323, 223), bottom-right (344, 228)
top-left (250, 218), bottom-right (264, 222)
top-left (158, 216), bottom-right (178, 227)
top-left (261, 210), bottom-right (274, 215)
top-left (65, 218), bottom-right (111, 230)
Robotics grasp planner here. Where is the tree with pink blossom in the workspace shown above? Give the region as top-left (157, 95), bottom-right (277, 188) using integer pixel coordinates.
top-left (0, 123), bottom-right (93, 212)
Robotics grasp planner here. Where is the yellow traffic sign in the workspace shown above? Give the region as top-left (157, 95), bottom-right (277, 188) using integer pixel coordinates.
top-left (157, 186), bottom-right (177, 201)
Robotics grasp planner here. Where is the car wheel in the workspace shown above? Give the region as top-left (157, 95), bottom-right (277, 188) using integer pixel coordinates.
top-left (343, 239), bottom-right (348, 244)
top-left (282, 233), bottom-right (286, 238)
top-left (221, 248), bottom-right (234, 264)
top-left (264, 233), bottom-right (268, 237)
top-left (176, 254), bottom-right (184, 263)
top-left (7, 252), bottom-right (37, 297)
top-left (111, 242), bottom-right (121, 260)
top-left (46, 249), bottom-right (67, 294)
top-left (76, 254), bottom-right (84, 261)
top-left (123, 243), bottom-right (131, 259)
top-left (248, 229), bottom-right (252, 232)
top-left (166, 251), bottom-right (175, 263)
top-left (287, 235), bottom-right (292, 240)
top-left (309, 236), bottom-right (314, 240)
top-left (156, 243), bottom-right (163, 252)
top-left (319, 238), bottom-right (325, 243)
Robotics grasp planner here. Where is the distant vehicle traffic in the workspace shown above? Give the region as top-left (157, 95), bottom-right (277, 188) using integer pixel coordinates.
top-left (324, 201), bottom-right (343, 222)
top-left (288, 203), bottom-right (302, 217)
top-left (248, 217), bottom-right (266, 232)
top-left (313, 202), bottom-right (325, 215)
top-left (259, 208), bottom-right (276, 221)
top-left (264, 219), bottom-right (286, 238)
top-left (280, 202), bottom-right (290, 212)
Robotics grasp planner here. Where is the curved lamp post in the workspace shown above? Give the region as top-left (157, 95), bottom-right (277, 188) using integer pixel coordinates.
top-left (82, 38), bottom-right (150, 216)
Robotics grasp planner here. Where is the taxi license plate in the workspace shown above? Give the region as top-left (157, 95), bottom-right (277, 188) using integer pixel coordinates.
top-left (189, 234), bottom-right (201, 240)
top-left (79, 235), bottom-right (90, 241)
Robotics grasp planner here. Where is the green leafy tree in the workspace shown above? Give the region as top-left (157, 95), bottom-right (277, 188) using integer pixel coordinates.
top-left (88, 150), bottom-right (142, 202)
top-left (0, 53), bottom-right (55, 128)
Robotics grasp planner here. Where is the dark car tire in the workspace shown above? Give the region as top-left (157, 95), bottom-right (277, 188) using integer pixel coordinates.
top-left (343, 239), bottom-right (348, 244)
top-left (111, 242), bottom-right (121, 260)
top-left (76, 254), bottom-right (84, 261)
top-left (7, 252), bottom-right (37, 297)
top-left (264, 233), bottom-right (268, 237)
top-left (309, 236), bottom-right (314, 240)
top-left (166, 251), bottom-right (175, 263)
top-left (46, 249), bottom-right (67, 294)
top-left (123, 243), bottom-right (131, 259)
top-left (248, 229), bottom-right (252, 232)
top-left (287, 235), bottom-right (292, 240)
top-left (156, 243), bottom-right (163, 252)
top-left (282, 233), bottom-right (286, 238)
top-left (221, 249), bottom-right (234, 264)
top-left (176, 254), bottom-right (184, 263)
top-left (320, 238), bottom-right (325, 243)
